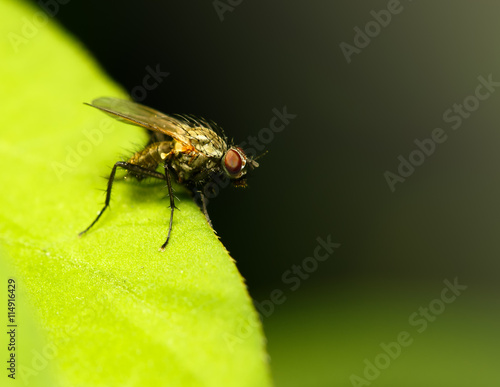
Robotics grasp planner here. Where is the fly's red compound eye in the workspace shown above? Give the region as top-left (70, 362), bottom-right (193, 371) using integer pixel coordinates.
top-left (223, 148), bottom-right (245, 177)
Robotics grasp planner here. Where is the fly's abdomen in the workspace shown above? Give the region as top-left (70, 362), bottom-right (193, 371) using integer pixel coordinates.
top-left (127, 141), bottom-right (173, 179)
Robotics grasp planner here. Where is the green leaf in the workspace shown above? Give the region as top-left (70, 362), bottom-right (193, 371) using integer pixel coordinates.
top-left (0, 1), bottom-right (272, 386)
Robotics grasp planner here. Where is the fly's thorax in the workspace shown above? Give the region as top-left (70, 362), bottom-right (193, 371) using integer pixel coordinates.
top-left (188, 127), bottom-right (227, 159)
top-left (169, 146), bottom-right (217, 184)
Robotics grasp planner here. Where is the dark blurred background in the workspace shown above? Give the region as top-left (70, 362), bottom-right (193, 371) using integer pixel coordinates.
top-left (36, 0), bottom-right (500, 385)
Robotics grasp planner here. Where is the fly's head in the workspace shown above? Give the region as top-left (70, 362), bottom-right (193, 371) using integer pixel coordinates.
top-left (221, 146), bottom-right (259, 187)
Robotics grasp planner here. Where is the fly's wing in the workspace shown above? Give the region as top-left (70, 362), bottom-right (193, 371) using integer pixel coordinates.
top-left (86, 97), bottom-right (190, 145)
top-left (86, 97), bottom-right (228, 157)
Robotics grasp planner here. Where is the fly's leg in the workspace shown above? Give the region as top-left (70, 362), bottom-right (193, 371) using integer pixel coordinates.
top-left (191, 189), bottom-right (214, 229)
top-left (160, 163), bottom-right (177, 251)
top-left (79, 161), bottom-right (164, 237)
top-left (200, 192), bottom-right (213, 228)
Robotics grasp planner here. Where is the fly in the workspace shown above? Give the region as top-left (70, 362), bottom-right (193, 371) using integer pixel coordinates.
top-left (79, 97), bottom-right (260, 251)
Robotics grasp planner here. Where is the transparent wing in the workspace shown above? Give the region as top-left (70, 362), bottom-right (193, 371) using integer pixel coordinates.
top-left (86, 97), bottom-right (229, 156)
top-left (86, 97), bottom-right (192, 144)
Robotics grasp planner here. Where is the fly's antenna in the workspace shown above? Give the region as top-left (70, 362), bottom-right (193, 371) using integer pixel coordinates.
top-left (248, 150), bottom-right (268, 168)
top-left (254, 150), bottom-right (268, 161)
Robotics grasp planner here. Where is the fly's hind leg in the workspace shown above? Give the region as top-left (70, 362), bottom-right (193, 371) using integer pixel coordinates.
top-left (79, 161), bottom-right (165, 237)
top-left (159, 162), bottom-right (179, 251)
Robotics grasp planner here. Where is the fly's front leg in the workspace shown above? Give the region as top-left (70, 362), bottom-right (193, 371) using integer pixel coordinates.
top-left (160, 162), bottom-right (177, 251)
top-left (79, 161), bottom-right (164, 237)
top-left (200, 191), bottom-right (213, 228)
top-left (191, 188), bottom-right (214, 229)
